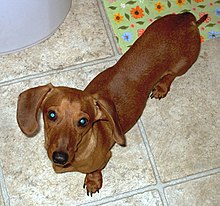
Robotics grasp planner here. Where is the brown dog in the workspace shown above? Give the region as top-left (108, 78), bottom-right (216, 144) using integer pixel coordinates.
top-left (17, 12), bottom-right (207, 195)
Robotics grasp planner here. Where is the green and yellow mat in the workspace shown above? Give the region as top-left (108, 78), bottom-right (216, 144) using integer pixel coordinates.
top-left (103, 0), bottom-right (220, 53)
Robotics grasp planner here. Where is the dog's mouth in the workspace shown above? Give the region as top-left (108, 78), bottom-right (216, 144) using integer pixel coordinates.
top-left (53, 162), bottom-right (71, 168)
top-left (63, 163), bottom-right (71, 168)
top-left (51, 156), bottom-right (75, 173)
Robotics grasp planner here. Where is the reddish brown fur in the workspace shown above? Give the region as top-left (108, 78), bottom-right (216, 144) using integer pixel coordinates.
top-left (17, 12), bottom-right (207, 195)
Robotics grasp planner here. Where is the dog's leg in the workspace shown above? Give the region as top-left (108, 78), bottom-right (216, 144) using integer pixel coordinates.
top-left (83, 170), bottom-right (102, 196)
top-left (151, 58), bottom-right (195, 100)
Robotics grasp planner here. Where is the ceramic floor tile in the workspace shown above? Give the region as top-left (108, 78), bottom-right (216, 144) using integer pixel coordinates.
top-left (102, 190), bottom-right (162, 206)
top-left (141, 39), bottom-right (220, 182)
top-left (0, 0), bottom-right (113, 84)
top-left (165, 173), bottom-right (220, 206)
top-left (0, 62), bottom-right (155, 205)
top-left (0, 192), bottom-right (3, 206)
top-left (0, 197), bottom-right (3, 206)
top-left (0, 161), bottom-right (10, 206)
top-left (104, 124), bottom-right (155, 193)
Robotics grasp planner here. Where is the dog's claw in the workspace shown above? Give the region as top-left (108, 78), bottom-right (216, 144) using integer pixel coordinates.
top-left (150, 93), bottom-right (154, 99)
top-left (86, 190), bottom-right (93, 197)
top-left (150, 88), bottom-right (165, 100)
top-left (84, 184), bottom-right (99, 197)
top-left (86, 190), bottom-right (98, 197)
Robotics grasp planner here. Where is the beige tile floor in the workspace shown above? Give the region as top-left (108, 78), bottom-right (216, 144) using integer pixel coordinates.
top-left (0, 1), bottom-right (219, 205)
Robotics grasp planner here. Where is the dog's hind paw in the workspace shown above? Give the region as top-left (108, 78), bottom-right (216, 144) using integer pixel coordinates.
top-left (150, 74), bottom-right (176, 99)
top-left (150, 82), bottom-right (169, 100)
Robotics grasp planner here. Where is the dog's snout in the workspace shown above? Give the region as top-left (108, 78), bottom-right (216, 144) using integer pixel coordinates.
top-left (52, 151), bottom-right (69, 165)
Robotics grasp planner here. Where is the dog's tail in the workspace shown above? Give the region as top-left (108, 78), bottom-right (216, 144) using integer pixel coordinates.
top-left (196, 14), bottom-right (208, 27)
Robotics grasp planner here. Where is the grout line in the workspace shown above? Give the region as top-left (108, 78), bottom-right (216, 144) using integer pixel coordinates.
top-left (0, 160), bottom-right (10, 206)
top-left (162, 168), bottom-right (220, 205)
top-left (0, 56), bottom-right (117, 87)
top-left (138, 117), bottom-right (220, 189)
top-left (163, 167), bottom-right (220, 188)
top-left (137, 119), bottom-right (169, 206)
top-left (97, 0), bottom-right (122, 58)
top-left (77, 185), bottom-right (158, 206)
top-left (137, 118), bottom-right (220, 205)
top-left (137, 119), bottom-right (161, 183)
top-left (78, 167), bottom-right (220, 206)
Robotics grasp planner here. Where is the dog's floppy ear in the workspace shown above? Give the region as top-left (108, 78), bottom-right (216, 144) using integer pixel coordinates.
top-left (93, 95), bottom-right (126, 146)
top-left (17, 83), bottom-right (53, 136)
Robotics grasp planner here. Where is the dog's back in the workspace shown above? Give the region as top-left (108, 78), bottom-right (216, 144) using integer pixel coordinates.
top-left (85, 12), bottom-right (206, 133)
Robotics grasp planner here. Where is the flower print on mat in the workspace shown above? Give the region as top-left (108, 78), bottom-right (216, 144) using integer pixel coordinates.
top-left (104, 0), bottom-right (220, 53)
top-left (122, 32), bottom-right (133, 42)
top-left (176, 0), bottom-right (186, 7)
top-left (194, 0), bottom-right (204, 3)
top-left (215, 8), bottom-right (220, 16)
top-left (208, 30), bottom-right (220, 39)
top-left (114, 13), bottom-right (124, 23)
top-left (154, 2), bottom-right (165, 12)
top-left (130, 6), bottom-right (144, 19)
top-left (138, 29), bottom-right (145, 37)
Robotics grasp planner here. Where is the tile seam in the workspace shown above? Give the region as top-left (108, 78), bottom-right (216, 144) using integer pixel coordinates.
top-left (156, 184), bottom-right (169, 206)
top-left (77, 185), bottom-right (159, 206)
top-left (0, 56), bottom-right (117, 87)
top-left (0, 160), bottom-right (10, 206)
top-left (137, 119), bottom-right (169, 206)
top-left (97, 0), bottom-right (121, 57)
top-left (160, 168), bottom-right (220, 205)
top-left (138, 117), bottom-right (220, 189)
top-left (77, 167), bottom-right (220, 206)
top-left (137, 119), bottom-right (162, 183)
top-left (137, 118), bottom-right (220, 205)
top-left (163, 167), bottom-right (220, 188)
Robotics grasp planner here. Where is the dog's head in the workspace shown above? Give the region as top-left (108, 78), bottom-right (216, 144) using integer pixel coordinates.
top-left (17, 84), bottom-right (125, 171)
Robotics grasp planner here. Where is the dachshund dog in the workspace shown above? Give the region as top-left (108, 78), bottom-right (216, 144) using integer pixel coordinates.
top-left (17, 12), bottom-right (207, 195)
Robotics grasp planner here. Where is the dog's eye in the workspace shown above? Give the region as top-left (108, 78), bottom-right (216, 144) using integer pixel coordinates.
top-left (78, 118), bottom-right (88, 127)
top-left (48, 111), bottom-right (57, 121)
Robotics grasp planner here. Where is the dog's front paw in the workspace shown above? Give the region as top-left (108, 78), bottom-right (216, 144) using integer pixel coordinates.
top-left (83, 170), bottom-right (102, 196)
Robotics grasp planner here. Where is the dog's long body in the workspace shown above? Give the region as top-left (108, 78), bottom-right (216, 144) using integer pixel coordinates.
top-left (17, 12), bottom-right (207, 195)
top-left (86, 12), bottom-right (206, 133)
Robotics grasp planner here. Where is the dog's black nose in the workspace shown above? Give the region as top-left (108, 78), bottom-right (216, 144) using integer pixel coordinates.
top-left (52, 151), bottom-right (68, 165)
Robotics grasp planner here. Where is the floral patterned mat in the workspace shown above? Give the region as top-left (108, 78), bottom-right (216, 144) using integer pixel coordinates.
top-left (103, 0), bottom-right (220, 53)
